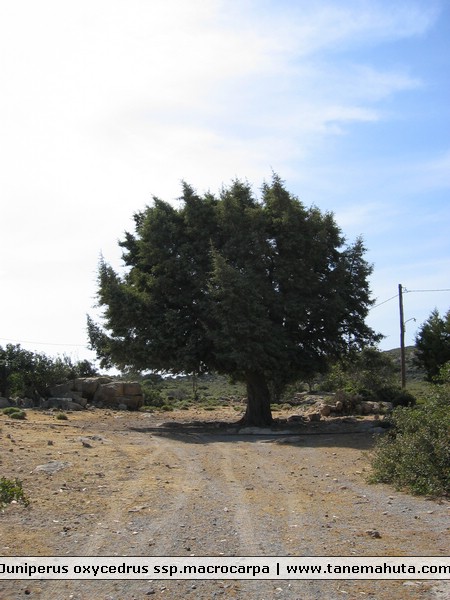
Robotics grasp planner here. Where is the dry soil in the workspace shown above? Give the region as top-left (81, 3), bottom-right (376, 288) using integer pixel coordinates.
top-left (0, 406), bottom-right (449, 600)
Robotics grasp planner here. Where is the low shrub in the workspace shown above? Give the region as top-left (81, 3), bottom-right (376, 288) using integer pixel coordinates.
top-left (376, 386), bottom-right (416, 407)
top-left (9, 410), bottom-right (26, 420)
top-left (199, 397), bottom-right (222, 407)
top-left (0, 477), bottom-right (30, 507)
top-left (2, 407), bottom-right (21, 415)
top-left (369, 387), bottom-right (450, 496)
top-left (55, 412), bottom-right (68, 420)
top-left (2, 407), bottom-right (26, 420)
top-left (175, 400), bottom-right (192, 410)
top-left (141, 382), bottom-right (165, 407)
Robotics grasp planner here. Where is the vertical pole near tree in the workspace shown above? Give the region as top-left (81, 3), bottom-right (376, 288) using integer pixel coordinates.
top-left (399, 283), bottom-right (406, 389)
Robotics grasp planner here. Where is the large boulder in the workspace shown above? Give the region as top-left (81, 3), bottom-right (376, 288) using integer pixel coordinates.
top-left (93, 382), bottom-right (124, 406)
top-left (0, 397), bottom-right (11, 408)
top-left (123, 382), bottom-right (142, 396)
top-left (61, 391), bottom-right (88, 407)
top-left (319, 403), bottom-right (332, 417)
top-left (334, 400), bottom-right (344, 412)
top-left (42, 398), bottom-right (84, 411)
top-left (48, 382), bottom-right (73, 397)
top-left (359, 401), bottom-right (370, 415)
top-left (93, 382), bottom-right (143, 410)
top-left (73, 377), bottom-right (112, 400)
top-left (44, 377), bottom-right (143, 411)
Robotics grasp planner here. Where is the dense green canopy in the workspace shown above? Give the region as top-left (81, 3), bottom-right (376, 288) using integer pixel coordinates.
top-left (88, 175), bottom-right (380, 425)
top-left (415, 308), bottom-right (450, 381)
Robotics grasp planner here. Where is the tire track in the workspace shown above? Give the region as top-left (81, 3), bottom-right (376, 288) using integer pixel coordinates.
top-left (1, 414), bottom-right (447, 600)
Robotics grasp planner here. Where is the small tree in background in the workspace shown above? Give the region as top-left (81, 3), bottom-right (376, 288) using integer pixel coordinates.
top-left (324, 348), bottom-right (396, 394)
top-left (323, 347), bottom-right (416, 406)
top-left (415, 308), bottom-right (450, 381)
top-left (88, 175), bottom-right (380, 426)
top-left (0, 344), bottom-right (98, 399)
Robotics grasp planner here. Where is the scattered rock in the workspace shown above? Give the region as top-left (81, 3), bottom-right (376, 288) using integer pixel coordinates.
top-left (366, 529), bottom-right (382, 538)
top-left (319, 404), bottom-right (331, 417)
top-left (287, 415), bottom-right (305, 423)
top-left (34, 461), bottom-right (72, 474)
top-left (41, 398), bottom-right (84, 411)
top-left (360, 401), bottom-right (373, 415)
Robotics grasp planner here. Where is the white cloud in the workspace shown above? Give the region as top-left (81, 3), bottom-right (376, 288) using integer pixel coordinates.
top-left (232, 0), bottom-right (441, 56)
top-left (0, 0), bottom-right (445, 359)
top-left (0, 0), bottom-right (436, 190)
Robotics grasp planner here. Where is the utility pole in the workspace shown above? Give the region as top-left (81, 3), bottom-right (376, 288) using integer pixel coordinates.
top-left (399, 283), bottom-right (406, 388)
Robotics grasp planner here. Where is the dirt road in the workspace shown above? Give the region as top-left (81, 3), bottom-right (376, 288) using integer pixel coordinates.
top-left (0, 408), bottom-right (448, 599)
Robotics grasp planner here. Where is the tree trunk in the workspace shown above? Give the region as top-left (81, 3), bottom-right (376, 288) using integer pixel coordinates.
top-left (239, 371), bottom-right (273, 427)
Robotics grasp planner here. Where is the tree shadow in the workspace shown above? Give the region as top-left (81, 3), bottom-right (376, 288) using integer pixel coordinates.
top-left (128, 417), bottom-right (385, 450)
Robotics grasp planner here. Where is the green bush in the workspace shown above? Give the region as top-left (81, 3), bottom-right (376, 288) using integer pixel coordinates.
top-left (140, 380), bottom-right (165, 407)
top-left (323, 348), bottom-right (398, 395)
top-left (175, 400), bottom-right (192, 410)
top-left (9, 410), bottom-right (26, 420)
top-left (0, 343), bottom-right (98, 399)
top-left (200, 397), bottom-right (221, 407)
top-left (376, 386), bottom-right (416, 407)
top-left (2, 407), bottom-right (26, 419)
top-left (55, 412), bottom-right (68, 420)
top-left (369, 385), bottom-right (450, 496)
top-left (2, 407), bottom-right (21, 415)
top-left (0, 477), bottom-right (30, 507)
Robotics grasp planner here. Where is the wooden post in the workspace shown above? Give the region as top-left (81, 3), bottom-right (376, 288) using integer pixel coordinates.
top-left (399, 283), bottom-right (406, 388)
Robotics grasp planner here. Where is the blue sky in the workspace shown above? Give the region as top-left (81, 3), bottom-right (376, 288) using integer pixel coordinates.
top-left (0, 0), bottom-right (449, 366)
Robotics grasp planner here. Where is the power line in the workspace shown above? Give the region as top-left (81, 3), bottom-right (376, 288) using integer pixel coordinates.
top-left (370, 287), bottom-right (450, 310)
top-left (404, 288), bottom-right (450, 293)
top-left (0, 337), bottom-right (88, 348)
top-left (370, 294), bottom-right (398, 310)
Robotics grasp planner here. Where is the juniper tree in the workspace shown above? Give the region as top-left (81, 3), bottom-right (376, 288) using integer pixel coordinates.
top-left (88, 175), bottom-right (380, 425)
top-left (415, 308), bottom-right (450, 381)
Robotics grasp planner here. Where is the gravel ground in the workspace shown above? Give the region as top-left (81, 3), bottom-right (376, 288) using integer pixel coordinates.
top-left (0, 407), bottom-right (449, 600)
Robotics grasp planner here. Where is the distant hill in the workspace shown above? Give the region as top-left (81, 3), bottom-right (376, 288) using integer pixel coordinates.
top-left (383, 345), bottom-right (425, 382)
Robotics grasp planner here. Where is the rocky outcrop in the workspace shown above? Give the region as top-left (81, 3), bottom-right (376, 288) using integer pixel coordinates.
top-left (92, 381), bottom-right (143, 410)
top-left (45, 377), bottom-right (144, 411)
top-left (292, 393), bottom-right (393, 418)
top-left (40, 398), bottom-right (85, 411)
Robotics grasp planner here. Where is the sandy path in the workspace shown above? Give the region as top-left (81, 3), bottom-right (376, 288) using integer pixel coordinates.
top-left (0, 409), bottom-right (448, 600)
